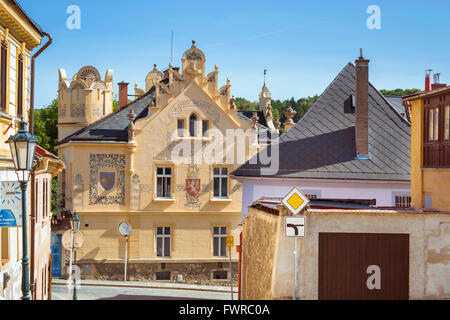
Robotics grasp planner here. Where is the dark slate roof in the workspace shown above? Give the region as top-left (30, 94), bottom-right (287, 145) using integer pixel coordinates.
top-left (57, 81), bottom-right (273, 146)
top-left (56, 87), bottom-right (155, 146)
top-left (237, 111), bottom-right (269, 128)
top-left (384, 95), bottom-right (410, 122)
top-left (232, 63), bottom-right (411, 181)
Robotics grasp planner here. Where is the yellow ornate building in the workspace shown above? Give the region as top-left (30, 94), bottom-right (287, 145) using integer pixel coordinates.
top-left (404, 85), bottom-right (450, 211)
top-left (55, 41), bottom-right (276, 283)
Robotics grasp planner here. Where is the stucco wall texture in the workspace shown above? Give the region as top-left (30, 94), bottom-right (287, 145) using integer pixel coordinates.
top-left (241, 206), bottom-right (450, 300)
top-left (241, 207), bottom-right (279, 300)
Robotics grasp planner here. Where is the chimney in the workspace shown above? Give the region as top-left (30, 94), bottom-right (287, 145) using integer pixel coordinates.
top-left (425, 70), bottom-right (432, 92)
top-left (163, 67), bottom-right (180, 80)
top-left (355, 49), bottom-right (370, 159)
top-left (118, 82), bottom-right (129, 109)
top-left (431, 72), bottom-right (447, 91)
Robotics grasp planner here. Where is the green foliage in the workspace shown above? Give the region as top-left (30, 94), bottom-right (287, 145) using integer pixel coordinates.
top-left (113, 94), bottom-right (119, 113)
top-left (51, 178), bottom-right (58, 218)
top-left (236, 95), bottom-right (319, 131)
top-left (33, 98), bottom-right (58, 155)
top-left (235, 97), bottom-right (259, 111)
top-left (379, 88), bottom-right (422, 96)
top-left (33, 98), bottom-right (60, 216)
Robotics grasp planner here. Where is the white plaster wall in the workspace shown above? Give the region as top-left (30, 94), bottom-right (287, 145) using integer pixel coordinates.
top-left (240, 178), bottom-right (410, 218)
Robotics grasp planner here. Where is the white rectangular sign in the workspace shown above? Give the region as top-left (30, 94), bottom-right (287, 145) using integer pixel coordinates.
top-left (285, 216), bottom-right (305, 237)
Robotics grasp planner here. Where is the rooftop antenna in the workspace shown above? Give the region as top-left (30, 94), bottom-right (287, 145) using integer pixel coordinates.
top-left (433, 73), bottom-right (441, 84)
top-left (170, 30), bottom-right (174, 64)
top-left (264, 69), bottom-right (267, 86)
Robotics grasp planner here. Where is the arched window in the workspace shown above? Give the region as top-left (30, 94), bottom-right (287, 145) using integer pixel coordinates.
top-left (189, 114), bottom-right (197, 137)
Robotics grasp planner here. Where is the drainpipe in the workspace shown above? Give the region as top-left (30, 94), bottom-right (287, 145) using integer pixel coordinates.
top-left (30, 32), bottom-right (52, 300)
top-left (237, 231), bottom-right (242, 300)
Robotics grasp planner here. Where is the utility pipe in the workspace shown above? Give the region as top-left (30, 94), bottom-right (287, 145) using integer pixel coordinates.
top-left (29, 32), bottom-right (52, 300)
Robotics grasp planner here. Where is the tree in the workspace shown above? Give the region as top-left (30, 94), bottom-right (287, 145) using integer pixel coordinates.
top-left (33, 98), bottom-right (60, 217)
top-left (236, 95), bottom-right (318, 132)
top-left (379, 88), bottom-right (421, 96)
top-left (33, 98), bottom-right (58, 155)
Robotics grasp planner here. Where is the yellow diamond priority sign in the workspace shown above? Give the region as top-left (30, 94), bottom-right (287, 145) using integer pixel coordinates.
top-left (282, 188), bottom-right (310, 215)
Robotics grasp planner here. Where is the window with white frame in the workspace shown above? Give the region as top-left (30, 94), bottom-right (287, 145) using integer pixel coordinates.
top-left (156, 167), bottom-right (172, 198)
top-left (156, 227), bottom-right (171, 257)
top-left (213, 226), bottom-right (227, 257)
top-left (177, 119), bottom-right (185, 137)
top-left (189, 114), bottom-right (197, 137)
top-left (202, 120), bottom-right (209, 137)
top-left (213, 168), bottom-right (228, 198)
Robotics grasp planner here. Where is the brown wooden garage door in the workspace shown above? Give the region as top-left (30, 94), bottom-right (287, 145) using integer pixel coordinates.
top-left (319, 233), bottom-right (409, 300)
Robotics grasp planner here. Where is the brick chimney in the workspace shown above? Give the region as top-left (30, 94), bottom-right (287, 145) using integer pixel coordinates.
top-left (425, 70), bottom-right (432, 92)
top-left (118, 82), bottom-right (129, 109)
top-left (355, 49), bottom-right (370, 159)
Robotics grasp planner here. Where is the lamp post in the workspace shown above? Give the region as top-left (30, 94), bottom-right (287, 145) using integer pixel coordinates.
top-left (70, 211), bottom-right (81, 300)
top-left (7, 121), bottom-right (38, 301)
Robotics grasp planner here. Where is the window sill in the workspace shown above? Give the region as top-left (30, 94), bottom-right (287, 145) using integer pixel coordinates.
top-left (210, 198), bottom-right (232, 203)
top-left (176, 137), bottom-right (211, 142)
top-left (0, 112), bottom-right (13, 124)
top-left (153, 198), bottom-right (176, 203)
top-left (421, 168), bottom-right (450, 171)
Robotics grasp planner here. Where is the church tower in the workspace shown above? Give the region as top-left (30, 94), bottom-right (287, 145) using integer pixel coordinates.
top-left (57, 66), bottom-right (114, 142)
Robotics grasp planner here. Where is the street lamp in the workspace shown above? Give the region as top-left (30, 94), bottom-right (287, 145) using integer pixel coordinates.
top-left (7, 120), bottom-right (38, 301)
top-left (70, 211), bottom-right (81, 300)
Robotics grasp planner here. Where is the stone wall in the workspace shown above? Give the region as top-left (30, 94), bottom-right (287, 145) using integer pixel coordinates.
top-left (241, 206), bottom-right (279, 300)
top-left (242, 205), bottom-right (450, 300)
top-left (74, 261), bottom-right (238, 286)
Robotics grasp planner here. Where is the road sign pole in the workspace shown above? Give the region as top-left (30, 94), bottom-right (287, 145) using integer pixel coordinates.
top-left (67, 229), bottom-right (74, 298)
top-left (293, 237), bottom-right (297, 300)
top-left (229, 246), bottom-right (233, 300)
top-left (124, 236), bottom-right (128, 282)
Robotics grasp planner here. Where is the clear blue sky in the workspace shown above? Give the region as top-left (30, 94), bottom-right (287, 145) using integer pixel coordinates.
top-left (20, 0), bottom-right (450, 109)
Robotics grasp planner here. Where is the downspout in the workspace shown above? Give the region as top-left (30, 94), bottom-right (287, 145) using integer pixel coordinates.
top-left (30, 32), bottom-right (52, 300)
top-left (237, 231), bottom-right (242, 300)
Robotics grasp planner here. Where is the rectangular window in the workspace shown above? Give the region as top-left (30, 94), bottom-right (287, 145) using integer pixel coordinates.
top-left (0, 41), bottom-right (7, 113)
top-left (156, 167), bottom-right (172, 198)
top-left (1, 228), bottom-right (9, 266)
top-left (304, 193), bottom-right (318, 200)
top-left (428, 108), bottom-right (439, 141)
top-left (156, 227), bottom-right (171, 257)
top-left (35, 179), bottom-right (39, 222)
top-left (43, 179), bottom-right (48, 219)
top-left (395, 195), bottom-right (411, 208)
top-left (213, 167), bottom-right (228, 198)
top-left (202, 120), bottom-right (209, 137)
top-left (213, 226), bottom-right (227, 257)
top-left (177, 119), bottom-right (184, 137)
top-left (445, 106), bottom-right (449, 140)
top-left (17, 54), bottom-right (23, 118)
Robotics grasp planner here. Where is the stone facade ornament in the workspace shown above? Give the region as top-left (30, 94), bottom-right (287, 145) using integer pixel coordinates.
top-left (128, 108), bottom-right (136, 141)
top-left (251, 112), bottom-right (259, 129)
top-left (284, 106), bottom-right (297, 131)
top-left (266, 102), bottom-right (273, 120)
top-left (230, 96), bottom-right (237, 110)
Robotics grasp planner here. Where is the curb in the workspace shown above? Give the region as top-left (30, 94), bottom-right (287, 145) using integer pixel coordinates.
top-left (52, 280), bottom-right (236, 294)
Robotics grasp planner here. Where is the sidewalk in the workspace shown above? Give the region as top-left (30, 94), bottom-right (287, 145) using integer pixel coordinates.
top-left (52, 278), bottom-right (236, 293)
